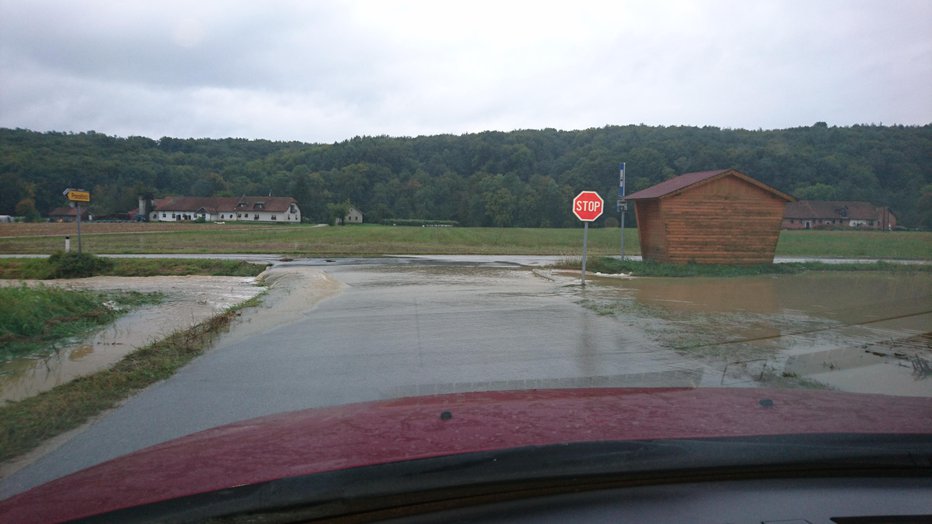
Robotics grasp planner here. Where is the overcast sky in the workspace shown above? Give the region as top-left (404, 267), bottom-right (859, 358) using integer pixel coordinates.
top-left (1, 0), bottom-right (929, 143)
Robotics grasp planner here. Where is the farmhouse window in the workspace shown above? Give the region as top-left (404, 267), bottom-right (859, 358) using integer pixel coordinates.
top-left (272, 215), bottom-right (277, 220)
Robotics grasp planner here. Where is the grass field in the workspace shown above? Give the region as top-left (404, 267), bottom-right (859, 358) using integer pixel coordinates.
top-left (0, 257), bottom-right (269, 279)
top-left (0, 223), bottom-right (929, 259)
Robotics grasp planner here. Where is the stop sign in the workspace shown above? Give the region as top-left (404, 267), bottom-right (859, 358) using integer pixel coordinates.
top-left (572, 191), bottom-right (604, 222)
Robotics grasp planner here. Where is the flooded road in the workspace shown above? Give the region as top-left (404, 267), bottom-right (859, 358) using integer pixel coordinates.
top-left (2, 259), bottom-right (930, 499)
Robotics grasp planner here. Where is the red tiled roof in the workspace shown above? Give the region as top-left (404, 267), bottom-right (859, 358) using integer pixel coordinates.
top-left (783, 200), bottom-right (894, 220)
top-left (625, 169), bottom-right (794, 202)
top-left (48, 206), bottom-right (89, 217)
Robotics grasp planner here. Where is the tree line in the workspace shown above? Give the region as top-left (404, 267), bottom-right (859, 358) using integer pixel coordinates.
top-left (0, 123), bottom-right (929, 228)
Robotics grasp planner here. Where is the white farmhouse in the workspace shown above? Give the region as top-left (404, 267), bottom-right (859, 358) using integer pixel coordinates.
top-left (144, 196), bottom-right (301, 223)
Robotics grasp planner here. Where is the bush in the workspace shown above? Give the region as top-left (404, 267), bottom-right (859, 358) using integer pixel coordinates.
top-left (46, 251), bottom-right (115, 278)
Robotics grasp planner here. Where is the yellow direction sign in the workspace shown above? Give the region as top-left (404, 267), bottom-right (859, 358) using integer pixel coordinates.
top-left (66, 190), bottom-right (90, 203)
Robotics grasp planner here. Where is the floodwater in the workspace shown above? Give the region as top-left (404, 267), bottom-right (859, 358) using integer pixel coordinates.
top-left (2, 261), bottom-right (931, 499)
top-left (0, 276), bottom-right (264, 402)
top-left (581, 271), bottom-right (932, 396)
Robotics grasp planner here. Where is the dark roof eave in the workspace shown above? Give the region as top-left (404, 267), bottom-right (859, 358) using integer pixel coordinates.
top-left (625, 169), bottom-right (795, 202)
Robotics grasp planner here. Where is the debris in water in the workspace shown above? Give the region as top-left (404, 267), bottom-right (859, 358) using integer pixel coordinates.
top-left (911, 356), bottom-right (930, 379)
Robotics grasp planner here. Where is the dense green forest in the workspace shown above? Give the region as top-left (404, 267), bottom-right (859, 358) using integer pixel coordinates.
top-left (1, 123), bottom-right (929, 227)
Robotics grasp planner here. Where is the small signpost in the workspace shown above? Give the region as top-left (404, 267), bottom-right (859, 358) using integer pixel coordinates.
top-left (63, 188), bottom-right (90, 253)
top-left (572, 190), bottom-right (604, 286)
top-left (65, 189), bottom-right (90, 203)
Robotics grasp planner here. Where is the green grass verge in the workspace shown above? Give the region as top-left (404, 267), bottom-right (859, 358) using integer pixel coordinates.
top-left (560, 257), bottom-right (932, 277)
top-left (0, 258), bottom-right (269, 279)
top-left (1, 225), bottom-right (928, 259)
top-left (0, 294), bottom-right (263, 464)
top-left (0, 286), bottom-right (163, 360)
top-left (775, 230), bottom-right (932, 259)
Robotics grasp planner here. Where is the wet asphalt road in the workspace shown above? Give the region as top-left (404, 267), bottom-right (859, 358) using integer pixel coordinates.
top-left (0, 258), bottom-right (715, 498)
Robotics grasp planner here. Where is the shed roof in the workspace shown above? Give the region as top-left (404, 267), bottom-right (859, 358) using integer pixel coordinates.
top-left (625, 169), bottom-right (795, 202)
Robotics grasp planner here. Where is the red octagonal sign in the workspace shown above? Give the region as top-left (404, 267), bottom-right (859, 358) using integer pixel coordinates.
top-left (572, 190), bottom-right (604, 222)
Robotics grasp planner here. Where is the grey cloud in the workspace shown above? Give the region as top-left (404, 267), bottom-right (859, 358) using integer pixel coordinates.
top-left (1, 0), bottom-right (929, 142)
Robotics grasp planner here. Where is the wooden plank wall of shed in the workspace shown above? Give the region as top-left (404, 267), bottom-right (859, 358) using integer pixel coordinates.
top-left (658, 176), bottom-right (787, 264)
top-left (633, 198), bottom-right (665, 261)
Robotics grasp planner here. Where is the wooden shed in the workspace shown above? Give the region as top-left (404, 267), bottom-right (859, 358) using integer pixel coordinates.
top-left (625, 169), bottom-right (795, 265)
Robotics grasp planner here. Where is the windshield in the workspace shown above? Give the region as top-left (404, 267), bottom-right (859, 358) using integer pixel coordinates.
top-left (0, 0), bottom-right (930, 521)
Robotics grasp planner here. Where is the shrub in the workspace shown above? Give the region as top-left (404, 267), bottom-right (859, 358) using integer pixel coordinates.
top-left (46, 251), bottom-right (115, 278)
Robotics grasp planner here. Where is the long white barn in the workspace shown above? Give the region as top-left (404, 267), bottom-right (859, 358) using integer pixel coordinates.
top-left (143, 196), bottom-right (301, 223)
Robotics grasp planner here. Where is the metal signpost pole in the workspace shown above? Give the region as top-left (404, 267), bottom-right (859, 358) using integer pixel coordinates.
top-left (581, 222), bottom-right (589, 286)
top-left (75, 203), bottom-right (83, 254)
top-left (620, 207), bottom-right (625, 259)
top-left (618, 163), bottom-right (626, 259)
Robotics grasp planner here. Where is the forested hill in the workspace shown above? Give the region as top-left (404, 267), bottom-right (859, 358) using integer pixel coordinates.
top-left (1, 123), bottom-right (929, 227)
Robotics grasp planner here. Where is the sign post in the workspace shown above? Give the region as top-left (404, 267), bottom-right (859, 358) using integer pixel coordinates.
top-left (572, 190), bottom-right (604, 286)
top-left (617, 163), bottom-right (626, 259)
top-left (64, 189), bottom-right (91, 254)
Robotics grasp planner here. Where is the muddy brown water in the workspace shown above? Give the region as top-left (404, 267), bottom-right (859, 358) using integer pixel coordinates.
top-left (583, 271), bottom-right (932, 396)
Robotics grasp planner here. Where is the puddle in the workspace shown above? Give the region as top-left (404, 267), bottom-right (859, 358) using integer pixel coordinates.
top-left (583, 271), bottom-right (932, 396)
top-left (0, 276), bottom-right (264, 403)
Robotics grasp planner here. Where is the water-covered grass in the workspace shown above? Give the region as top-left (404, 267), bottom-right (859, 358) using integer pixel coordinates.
top-left (560, 257), bottom-right (932, 277)
top-left (0, 294), bottom-right (262, 463)
top-left (0, 285), bottom-right (162, 360)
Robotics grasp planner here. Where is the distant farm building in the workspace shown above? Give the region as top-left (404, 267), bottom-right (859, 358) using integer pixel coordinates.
top-left (782, 201), bottom-right (896, 230)
top-left (339, 206), bottom-right (364, 225)
top-left (141, 196), bottom-right (301, 223)
top-left (48, 206), bottom-right (92, 223)
top-left (625, 169), bottom-right (795, 265)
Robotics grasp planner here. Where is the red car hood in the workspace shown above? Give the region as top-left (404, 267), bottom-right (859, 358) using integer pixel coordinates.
top-left (2, 387), bottom-right (930, 522)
